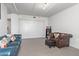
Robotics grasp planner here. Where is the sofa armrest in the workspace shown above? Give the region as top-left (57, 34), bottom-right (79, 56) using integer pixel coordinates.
top-left (0, 46), bottom-right (18, 56)
top-left (14, 34), bottom-right (22, 39)
top-left (0, 48), bottom-right (11, 56)
top-left (14, 34), bottom-right (22, 43)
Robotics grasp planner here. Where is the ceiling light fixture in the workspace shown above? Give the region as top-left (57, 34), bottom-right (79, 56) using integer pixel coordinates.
top-left (36, 3), bottom-right (56, 11)
top-left (40, 3), bottom-right (49, 10)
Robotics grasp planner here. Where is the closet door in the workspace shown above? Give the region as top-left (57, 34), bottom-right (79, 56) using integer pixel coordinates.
top-left (20, 19), bottom-right (46, 39)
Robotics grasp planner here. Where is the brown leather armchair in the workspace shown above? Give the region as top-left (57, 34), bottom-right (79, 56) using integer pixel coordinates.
top-left (45, 32), bottom-right (72, 48)
top-left (45, 33), bottom-right (56, 48)
top-left (55, 33), bottom-right (72, 48)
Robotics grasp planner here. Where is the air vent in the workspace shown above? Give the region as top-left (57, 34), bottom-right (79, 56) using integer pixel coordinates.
top-left (33, 16), bottom-right (36, 18)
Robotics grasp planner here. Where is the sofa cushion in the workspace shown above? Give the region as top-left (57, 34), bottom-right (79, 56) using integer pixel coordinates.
top-left (0, 37), bottom-right (2, 40)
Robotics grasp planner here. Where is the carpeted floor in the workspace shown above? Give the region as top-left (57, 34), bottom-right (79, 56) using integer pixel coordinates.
top-left (18, 38), bottom-right (79, 56)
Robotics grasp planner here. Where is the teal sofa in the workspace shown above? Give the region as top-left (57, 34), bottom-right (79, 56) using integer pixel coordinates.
top-left (0, 34), bottom-right (22, 56)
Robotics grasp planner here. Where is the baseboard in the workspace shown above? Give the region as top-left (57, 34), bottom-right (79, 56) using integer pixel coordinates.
top-left (22, 37), bottom-right (46, 40)
top-left (70, 45), bottom-right (79, 49)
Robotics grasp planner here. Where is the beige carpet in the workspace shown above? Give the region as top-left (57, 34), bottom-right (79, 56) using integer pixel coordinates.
top-left (18, 38), bottom-right (79, 56)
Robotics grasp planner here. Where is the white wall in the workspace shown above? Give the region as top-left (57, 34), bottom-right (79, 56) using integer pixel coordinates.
top-left (9, 14), bottom-right (19, 34)
top-left (19, 15), bottom-right (48, 39)
top-left (0, 4), bottom-right (8, 36)
top-left (48, 4), bottom-right (79, 49)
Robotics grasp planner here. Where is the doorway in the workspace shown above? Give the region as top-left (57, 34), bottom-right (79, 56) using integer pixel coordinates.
top-left (7, 18), bottom-right (11, 34)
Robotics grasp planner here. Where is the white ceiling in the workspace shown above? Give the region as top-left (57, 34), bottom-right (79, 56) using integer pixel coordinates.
top-left (4, 3), bottom-right (77, 17)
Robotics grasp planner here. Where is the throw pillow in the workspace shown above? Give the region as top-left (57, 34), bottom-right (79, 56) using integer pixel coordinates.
top-left (10, 34), bottom-right (16, 42)
top-left (54, 33), bottom-right (59, 39)
top-left (0, 37), bottom-right (7, 48)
